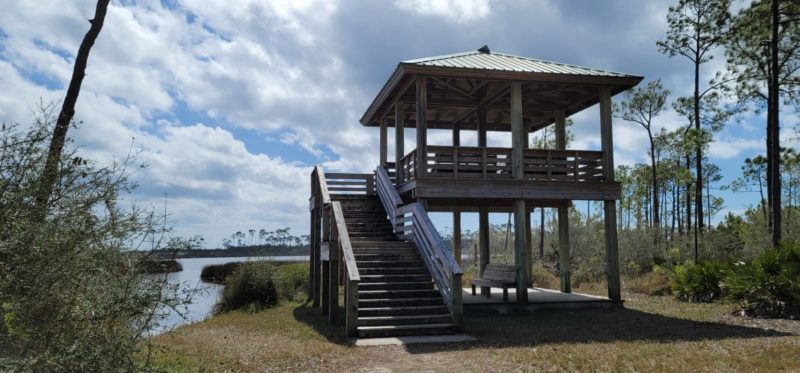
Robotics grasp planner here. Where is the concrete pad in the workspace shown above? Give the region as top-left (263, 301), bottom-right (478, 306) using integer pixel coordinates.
top-left (354, 334), bottom-right (476, 346)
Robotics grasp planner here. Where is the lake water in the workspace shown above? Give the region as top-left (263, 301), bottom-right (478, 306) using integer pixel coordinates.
top-left (154, 256), bottom-right (307, 334)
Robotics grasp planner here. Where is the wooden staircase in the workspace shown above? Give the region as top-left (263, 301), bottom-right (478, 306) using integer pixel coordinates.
top-left (337, 196), bottom-right (458, 338)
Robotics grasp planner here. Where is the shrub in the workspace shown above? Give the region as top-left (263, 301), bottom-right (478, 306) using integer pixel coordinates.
top-left (724, 242), bottom-right (800, 319)
top-left (531, 263), bottom-right (559, 289)
top-left (218, 261), bottom-right (279, 312)
top-left (139, 258), bottom-right (183, 274)
top-left (200, 262), bottom-right (242, 283)
top-left (274, 262), bottom-right (309, 301)
top-left (0, 108), bottom-right (185, 371)
top-left (627, 265), bottom-right (672, 296)
top-left (671, 262), bottom-right (728, 302)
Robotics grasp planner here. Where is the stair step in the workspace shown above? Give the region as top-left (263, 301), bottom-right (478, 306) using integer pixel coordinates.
top-left (357, 260), bottom-right (425, 268)
top-left (357, 314), bottom-right (453, 326)
top-left (359, 267), bottom-right (429, 275)
top-left (360, 274), bottom-right (432, 283)
top-left (358, 281), bottom-right (434, 291)
top-left (359, 297), bottom-right (444, 307)
top-left (358, 289), bottom-right (441, 299)
top-left (357, 323), bottom-right (457, 338)
top-left (354, 255), bottom-right (421, 262)
top-left (358, 305), bottom-right (449, 317)
top-left (352, 241), bottom-right (413, 248)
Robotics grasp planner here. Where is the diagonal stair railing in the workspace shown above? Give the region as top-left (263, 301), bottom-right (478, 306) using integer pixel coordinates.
top-left (375, 165), bottom-right (464, 326)
top-left (311, 165), bottom-right (361, 337)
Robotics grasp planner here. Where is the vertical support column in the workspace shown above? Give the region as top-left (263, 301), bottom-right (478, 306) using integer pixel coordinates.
top-left (310, 204), bottom-right (320, 305)
top-left (514, 200), bottom-right (529, 303)
top-left (510, 82), bottom-right (524, 179)
top-left (453, 210), bottom-right (462, 265)
top-left (479, 207), bottom-right (490, 296)
top-left (395, 104), bottom-right (405, 185)
top-left (477, 105), bottom-right (487, 147)
top-left (345, 279), bottom-right (359, 337)
top-left (477, 100), bottom-right (490, 296)
top-left (525, 209), bottom-right (532, 285)
top-left (510, 82), bottom-right (529, 302)
top-left (558, 204), bottom-right (571, 293)
top-left (555, 109), bottom-right (571, 292)
top-left (379, 118), bottom-right (388, 166)
top-left (599, 87), bottom-right (621, 301)
top-left (328, 219), bottom-right (340, 323)
top-left (416, 77), bottom-right (428, 178)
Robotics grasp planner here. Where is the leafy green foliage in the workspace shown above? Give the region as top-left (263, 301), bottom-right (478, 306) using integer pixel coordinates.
top-left (672, 262), bottom-right (728, 302)
top-left (724, 242), bottom-right (800, 319)
top-left (274, 262), bottom-right (310, 301)
top-left (0, 106), bottom-right (187, 371)
top-left (628, 265), bottom-right (673, 296)
top-left (218, 261), bottom-right (280, 313)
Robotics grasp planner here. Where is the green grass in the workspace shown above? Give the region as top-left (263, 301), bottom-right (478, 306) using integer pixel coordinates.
top-left (151, 291), bottom-right (800, 372)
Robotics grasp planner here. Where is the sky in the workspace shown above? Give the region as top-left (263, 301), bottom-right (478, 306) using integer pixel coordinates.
top-left (1, 0), bottom-right (798, 247)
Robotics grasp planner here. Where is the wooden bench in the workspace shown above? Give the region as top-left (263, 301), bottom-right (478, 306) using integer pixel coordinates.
top-left (470, 264), bottom-right (517, 302)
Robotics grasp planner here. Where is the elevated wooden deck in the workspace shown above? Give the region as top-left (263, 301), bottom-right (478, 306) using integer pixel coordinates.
top-left (393, 145), bottom-right (620, 203)
top-left (463, 287), bottom-right (620, 315)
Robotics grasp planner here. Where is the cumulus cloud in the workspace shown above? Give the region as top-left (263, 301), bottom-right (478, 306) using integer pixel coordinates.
top-left (394, 0), bottom-right (491, 23)
top-left (0, 0), bottom-right (779, 242)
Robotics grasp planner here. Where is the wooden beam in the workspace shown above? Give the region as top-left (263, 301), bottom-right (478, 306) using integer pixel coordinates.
top-left (479, 206), bottom-right (490, 296)
top-left (453, 210), bottom-right (462, 265)
top-left (554, 110), bottom-right (566, 150)
top-left (511, 82), bottom-right (524, 180)
top-left (477, 105), bottom-right (487, 147)
top-left (395, 104), bottom-right (404, 185)
top-left (558, 205), bottom-right (571, 293)
top-left (599, 86), bottom-right (620, 300)
top-left (599, 87), bottom-right (615, 181)
top-left (525, 210), bottom-right (532, 285)
top-left (453, 122), bottom-right (460, 146)
top-left (379, 118), bottom-right (387, 165)
top-left (416, 77), bottom-right (428, 178)
top-left (605, 200), bottom-right (621, 300)
top-left (514, 199), bottom-right (529, 303)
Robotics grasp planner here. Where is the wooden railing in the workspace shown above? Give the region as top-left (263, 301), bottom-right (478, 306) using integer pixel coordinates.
top-left (395, 203), bottom-right (463, 325)
top-left (394, 146), bottom-right (605, 183)
top-left (324, 172), bottom-right (375, 195)
top-left (326, 201), bottom-right (360, 337)
top-left (397, 151), bottom-right (416, 184)
top-left (311, 165), bottom-right (361, 337)
top-left (375, 166), bottom-right (402, 232)
top-left (522, 149), bottom-right (605, 181)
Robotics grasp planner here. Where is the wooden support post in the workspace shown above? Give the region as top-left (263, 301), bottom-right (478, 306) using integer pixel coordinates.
top-left (558, 205), bottom-right (571, 293)
top-left (525, 209), bottom-right (532, 285)
top-left (328, 255), bottom-right (339, 323)
top-left (453, 122), bottom-right (461, 147)
top-left (379, 118), bottom-right (387, 166)
top-left (395, 104), bottom-right (404, 185)
top-left (554, 110), bottom-right (566, 150)
top-left (345, 279), bottom-right (359, 337)
top-left (310, 205), bottom-right (319, 305)
top-left (514, 199), bottom-right (529, 303)
top-left (453, 210), bottom-right (462, 265)
top-left (416, 77), bottom-right (428, 178)
top-left (478, 105), bottom-right (487, 147)
top-left (321, 260), bottom-right (329, 314)
top-left (510, 82), bottom-right (524, 180)
top-left (555, 109), bottom-right (571, 293)
top-left (599, 87), bottom-right (620, 301)
top-left (479, 206), bottom-right (490, 296)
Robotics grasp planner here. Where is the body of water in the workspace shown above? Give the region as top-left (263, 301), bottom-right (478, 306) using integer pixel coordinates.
top-left (154, 256), bottom-right (307, 333)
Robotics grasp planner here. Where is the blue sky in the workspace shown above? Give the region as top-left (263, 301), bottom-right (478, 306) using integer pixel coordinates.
top-left (0, 0), bottom-right (797, 247)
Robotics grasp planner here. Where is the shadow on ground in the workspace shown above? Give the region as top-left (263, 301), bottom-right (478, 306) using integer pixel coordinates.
top-left (292, 302), bottom-right (349, 344)
top-left (293, 302), bottom-right (794, 351)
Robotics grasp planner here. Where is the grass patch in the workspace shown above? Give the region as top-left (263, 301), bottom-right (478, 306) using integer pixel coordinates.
top-left (153, 289), bottom-right (800, 372)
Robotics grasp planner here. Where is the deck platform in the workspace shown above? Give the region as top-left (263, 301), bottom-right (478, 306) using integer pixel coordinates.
top-left (463, 287), bottom-right (621, 315)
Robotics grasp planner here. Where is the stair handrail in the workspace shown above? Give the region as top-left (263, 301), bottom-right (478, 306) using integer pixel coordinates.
top-left (375, 166), bottom-right (402, 228)
top-left (376, 165), bottom-right (463, 325)
top-left (397, 203), bottom-right (463, 325)
top-left (328, 201), bottom-right (360, 337)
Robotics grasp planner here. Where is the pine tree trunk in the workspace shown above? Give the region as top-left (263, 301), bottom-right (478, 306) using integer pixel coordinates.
top-left (32, 0), bottom-right (110, 222)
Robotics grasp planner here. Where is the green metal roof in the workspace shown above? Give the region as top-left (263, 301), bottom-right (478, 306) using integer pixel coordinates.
top-left (403, 48), bottom-right (635, 78)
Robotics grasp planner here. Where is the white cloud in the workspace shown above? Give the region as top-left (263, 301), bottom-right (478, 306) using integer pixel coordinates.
top-left (395, 0), bottom-right (491, 23)
top-left (708, 138), bottom-right (764, 159)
